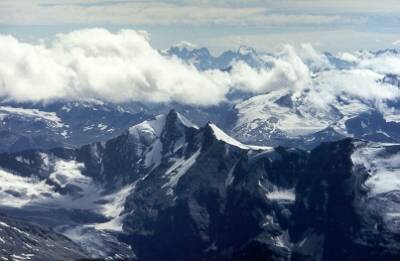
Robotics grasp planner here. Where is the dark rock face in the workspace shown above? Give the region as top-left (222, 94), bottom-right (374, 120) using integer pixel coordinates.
top-left (0, 214), bottom-right (89, 260)
top-left (0, 111), bottom-right (399, 260)
top-left (345, 111), bottom-right (400, 142)
top-left (292, 139), bottom-right (359, 260)
top-left (119, 135), bottom-right (400, 261)
top-left (292, 139), bottom-right (400, 261)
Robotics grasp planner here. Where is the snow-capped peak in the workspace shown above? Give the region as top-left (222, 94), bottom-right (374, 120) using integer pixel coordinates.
top-left (208, 122), bottom-right (271, 151)
top-left (129, 114), bottom-right (167, 139)
top-left (237, 45), bottom-right (256, 56)
top-left (176, 111), bottom-right (199, 130)
top-left (171, 41), bottom-right (198, 51)
top-left (128, 110), bottom-right (198, 137)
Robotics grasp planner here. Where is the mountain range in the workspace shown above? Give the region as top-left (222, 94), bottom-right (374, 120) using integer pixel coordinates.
top-left (1, 45), bottom-right (399, 153)
top-left (0, 110), bottom-right (399, 260)
top-left (0, 44), bottom-right (399, 260)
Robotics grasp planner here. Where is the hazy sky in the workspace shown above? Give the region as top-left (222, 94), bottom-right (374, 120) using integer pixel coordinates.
top-left (1, 0), bottom-right (400, 53)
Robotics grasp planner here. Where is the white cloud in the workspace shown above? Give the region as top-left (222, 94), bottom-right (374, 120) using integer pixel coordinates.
top-left (0, 28), bottom-right (399, 109)
top-left (298, 43), bottom-right (332, 71)
top-left (0, 28), bottom-right (317, 106)
top-left (315, 69), bottom-right (399, 102)
top-left (0, 29), bottom-right (230, 105)
top-left (229, 45), bottom-right (311, 93)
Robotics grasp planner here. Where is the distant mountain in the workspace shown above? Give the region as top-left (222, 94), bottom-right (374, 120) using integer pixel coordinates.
top-left (373, 48), bottom-right (400, 56)
top-left (1, 45), bottom-right (400, 154)
top-left (163, 43), bottom-right (269, 70)
top-left (0, 98), bottom-right (240, 153)
top-left (1, 88), bottom-right (399, 154)
top-left (0, 110), bottom-right (399, 260)
top-left (228, 88), bottom-right (400, 150)
top-left (0, 101), bottom-right (152, 152)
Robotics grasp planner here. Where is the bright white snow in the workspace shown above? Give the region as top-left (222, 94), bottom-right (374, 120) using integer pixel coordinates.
top-left (0, 169), bottom-right (55, 207)
top-left (258, 181), bottom-right (296, 201)
top-left (94, 184), bottom-right (136, 231)
top-left (265, 189), bottom-right (296, 201)
top-left (352, 143), bottom-right (400, 196)
top-left (233, 87), bottom-right (379, 140)
top-left (209, 123), bottom-right (271, 150)
top-left (0, 157), bottom-right (136, 233)
top-left (163, 150), bottom-right (201, 195)
top-left (129, 114), bottom-right (166, 140)
top-left (0, 106), bottom-right (65, 128)
top-left (177, 112), bottom-right (199, 129)
top-left (351, 142), bottom-right (400, 230)
top-left (49, 160), bottom-right (89, 189)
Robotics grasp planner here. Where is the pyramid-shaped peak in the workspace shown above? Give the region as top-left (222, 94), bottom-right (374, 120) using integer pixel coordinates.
top-left (166, 109), bottom-right (199, 130)
top-left (205, 122), bottom-right (271, 151)
top-left (128, 114), bottom-right (167, 138)
top-left (128, 110), bottom-right (198, 138)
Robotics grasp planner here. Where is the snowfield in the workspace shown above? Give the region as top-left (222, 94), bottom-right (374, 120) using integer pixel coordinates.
top-left (351, 142), bottom-right (400, 231)
top-left (0, 106), bottom-right (65, 128)
top-left (352, 142), bottom-right (400, 196)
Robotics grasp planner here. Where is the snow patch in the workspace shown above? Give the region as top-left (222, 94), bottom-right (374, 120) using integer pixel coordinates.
top-left (0, 221), bottom-right (10, 228)
top-left (143, 139), bottom-right (163, 170)
top-left (15, 156), bottom-right (30, 165)
top-left (89, 183), bottom-right (136, 232)
top-left (225, 162), bottom-right (238, 187)
top-left (258, 181), bottom-right (296, 201)
top-left (99, 184), bottom-right (135, 219)
top-left (49, 160), bottom-right (89, 189)
top-left (0, 106), bottom-right (65, 128)
top-left (0, 159), bottom-right (104, 210)
top-left (163, 150), bottom-right (201, 194)
top-left (352, 143), bottom-right (400, 196)
top-left (97, 123), bottom-right (108, 130)
top-left (233, 88), bottom-right (373, 141)
top-left (93, 213), bottom-right (128, 232)
top-left (129, 114), bottom-right (166, 139)
top-left (266, 189), bottom-right (296, 201)
top-left (209, 123), bottom-right (271, 150)
top-left (0, 169), bottom-right (55, 207)
top-left (177, 112), bottom-right (199, 129)
top-left (83, 125), bottom-right (94, 132)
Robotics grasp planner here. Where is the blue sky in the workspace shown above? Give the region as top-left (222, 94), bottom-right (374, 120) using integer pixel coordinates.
top-left (1, 0), bottom-right (400, 53)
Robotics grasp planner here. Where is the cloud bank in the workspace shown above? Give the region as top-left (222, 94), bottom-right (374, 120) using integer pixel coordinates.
top-left (0, 28), bottom-right (399, 108)
top-left (0, 28), bottom-right (313, 105)
top-left (0, 29), bottom-right (227, 105)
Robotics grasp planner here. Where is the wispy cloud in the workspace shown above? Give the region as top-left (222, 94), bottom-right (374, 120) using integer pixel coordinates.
top-left (1, 0), bottom-right (399, 53)
top-left (0, 1), bottom-right (358, 26)
top-left (393, 40), bottom-right (400, 46)
top-left (205, 30), bottom-right (400, 53)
